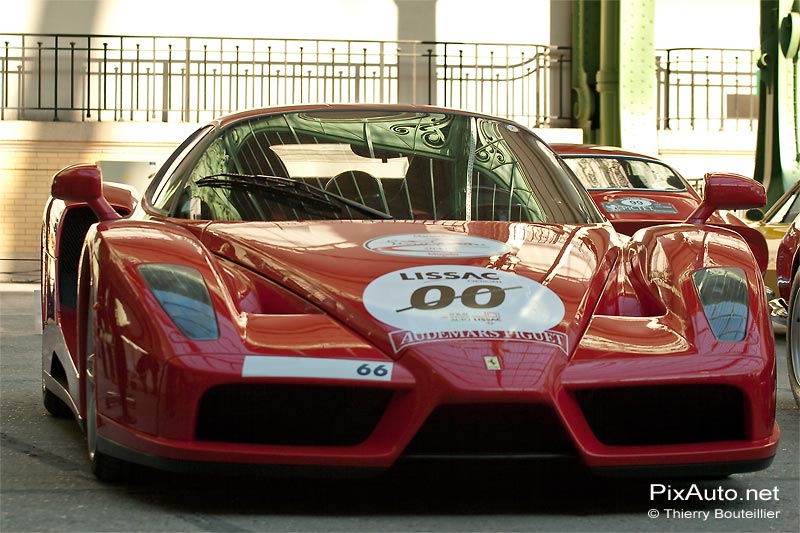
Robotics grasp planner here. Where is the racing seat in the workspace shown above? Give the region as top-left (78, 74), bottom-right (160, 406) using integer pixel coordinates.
top-left (627, 174), bottom-right (647, 189)
top-left (238, 135), bottom-right (290, 178)
top-left (325, 170), bottom-right (389, 214)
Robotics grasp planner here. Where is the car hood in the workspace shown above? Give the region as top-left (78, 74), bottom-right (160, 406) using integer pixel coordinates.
top-left (588, 189), bottom-right (700, 221)
top-left (199, 220), bottom-right (619, 361)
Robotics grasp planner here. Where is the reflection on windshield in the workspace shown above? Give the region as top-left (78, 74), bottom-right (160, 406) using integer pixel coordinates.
top-left (563, 157), bottom-right (686, 191)
top-left (170, 110), bottom-right (594, 223)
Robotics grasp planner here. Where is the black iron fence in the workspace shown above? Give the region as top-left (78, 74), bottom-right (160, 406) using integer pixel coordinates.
top-left (0, 33), bottom-right (759, 132)
top-left (0, 33), bottom-right (570, 128)
top-left (655, 47), bottom-right (759, 132)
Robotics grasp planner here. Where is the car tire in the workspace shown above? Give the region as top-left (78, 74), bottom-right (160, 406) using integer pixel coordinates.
top-left (83, 286), bottom-right (130, 482)
top-left (85, 358), bottom-right (129, 483)
top-left (42, 380), bottom-right (72, 418)
top-left (786, 269), bottom-right (800, 407)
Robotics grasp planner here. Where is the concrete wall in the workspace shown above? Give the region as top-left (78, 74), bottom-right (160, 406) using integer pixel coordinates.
top-left (0, 121), bottom-right (197, 281)
top-left (657, 129), bottom-right (759, 181)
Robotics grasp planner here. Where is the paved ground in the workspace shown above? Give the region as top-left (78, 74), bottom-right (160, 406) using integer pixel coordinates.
top-left (1, 283), bottom-right (798, 533)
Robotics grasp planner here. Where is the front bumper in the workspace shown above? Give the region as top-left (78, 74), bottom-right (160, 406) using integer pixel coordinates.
top-left (94, 345), bottom-right (780, 477)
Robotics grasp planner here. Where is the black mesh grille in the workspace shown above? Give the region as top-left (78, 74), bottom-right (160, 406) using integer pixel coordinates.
top-left (57, 205), bottom-right (129, 309)
top-left (404, 403), bottom-right (575, 457)
top-left (575, 385), bottom-right (745, 445)
top-left (196, 384), bottom-right (393, 446)
top-left (58, 207), bottom-right (97, 309)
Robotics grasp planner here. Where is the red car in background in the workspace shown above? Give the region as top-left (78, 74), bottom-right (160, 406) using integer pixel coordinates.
top-left (552, 144), bottom-right (769, 276)
top-left (774, 214), bottom-right (800, 406)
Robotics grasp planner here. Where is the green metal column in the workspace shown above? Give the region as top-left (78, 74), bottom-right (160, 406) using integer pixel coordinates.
top-left (571, 0), bottom-right (601, 143)
top-left (755, 0), bottom-right (800, 207)
top-left (572, 0), bottom-right (656, 152)
top-left (596, 0), bottom-right (621, 146)
top-left (617, 0), bottom-right (656, 154)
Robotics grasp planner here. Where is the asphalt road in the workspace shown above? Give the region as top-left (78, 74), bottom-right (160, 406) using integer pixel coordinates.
top-left (1, 283), bottom-right (798, 533)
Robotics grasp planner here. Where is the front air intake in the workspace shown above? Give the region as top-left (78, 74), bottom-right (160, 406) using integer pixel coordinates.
top-left (575, 385), bottom-right (745, 445)
top-left (196, 384), bottom-right (392, 446)
top-left (403, 403), bottom-right (576, 457)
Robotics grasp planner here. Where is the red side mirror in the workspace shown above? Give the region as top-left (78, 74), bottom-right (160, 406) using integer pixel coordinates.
top-left (686, 173), bottom-right (766, 225)
top-left (51, 164), bottom-right (120, 222)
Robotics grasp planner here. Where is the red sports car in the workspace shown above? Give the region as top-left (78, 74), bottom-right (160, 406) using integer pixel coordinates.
top-left (774, 213), bottom-right (800, 405)
top-left (41, 105), bottom-right (779, 481)
top-left (552, 144), bottom-right (769, 275)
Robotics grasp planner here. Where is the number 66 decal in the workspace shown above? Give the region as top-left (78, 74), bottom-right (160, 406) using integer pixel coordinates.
top-left (357, 363), bottom-right (390, 376)
top-left (363, 265), bottom-right (564, 334)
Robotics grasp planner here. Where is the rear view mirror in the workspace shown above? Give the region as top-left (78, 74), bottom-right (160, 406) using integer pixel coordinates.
top-left (51, 164), bottom-right (120, 222)
top-left (686, 173), bottom-right (766, 225)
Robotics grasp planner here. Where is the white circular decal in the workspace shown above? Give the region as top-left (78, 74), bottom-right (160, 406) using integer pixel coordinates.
top-left (364, 234), bottom-right (510, 258)
top-left (363, 265), bottom-right (564, 336)
top-left (620, 198), bottom-right (653, 207)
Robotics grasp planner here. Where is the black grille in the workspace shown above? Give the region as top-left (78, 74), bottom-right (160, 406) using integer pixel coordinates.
top-left (58, 207), bottom-right (97, 308)
top-left (57, 205), bottom-right (129, 309)
top-left (575, 385), bottom-right (745, 446)
top-left (404, 403), bottom-right (575, 457)
top-left (195, 384), bottom-right (393, 446)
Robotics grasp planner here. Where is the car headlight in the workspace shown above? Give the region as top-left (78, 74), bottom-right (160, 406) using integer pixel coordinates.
top-left (692, 267), bottom-right (748, 341)
top-left (138, 264), bottom-right (219, 340)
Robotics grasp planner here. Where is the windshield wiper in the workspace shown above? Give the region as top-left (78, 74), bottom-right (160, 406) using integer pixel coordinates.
top-left (195, 173), bottom-right (393, 220)
top-left (196, 174), bottom-right (337, 214)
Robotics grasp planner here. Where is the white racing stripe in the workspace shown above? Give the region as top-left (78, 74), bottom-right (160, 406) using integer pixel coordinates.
top-left (242, 356), bottom-right (393, 381)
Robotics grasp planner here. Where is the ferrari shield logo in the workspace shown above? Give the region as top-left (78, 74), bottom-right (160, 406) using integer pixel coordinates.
top-left (484, 355), bottom-right (501, 370)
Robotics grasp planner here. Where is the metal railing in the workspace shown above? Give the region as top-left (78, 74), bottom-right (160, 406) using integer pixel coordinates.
top-left (0, 34), bottom-right (760, 133)
top-left (655, 48), bottom-right (759, 132)
top-left (0, 33), bottom-right (570, 129)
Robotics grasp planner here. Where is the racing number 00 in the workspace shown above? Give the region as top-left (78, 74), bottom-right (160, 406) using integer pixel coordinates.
top-left (400, 284), bottom-right (515, 312)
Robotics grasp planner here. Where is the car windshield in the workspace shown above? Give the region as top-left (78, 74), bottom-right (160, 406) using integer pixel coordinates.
top-left (765, 185), bottom-right (800, 224)
top-left (562, 156), bottom-right (686, 191)
top-left (164, 109), bottom-right (597, 223)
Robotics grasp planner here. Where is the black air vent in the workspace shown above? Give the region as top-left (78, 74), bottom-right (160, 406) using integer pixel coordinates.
top-left (575, 385), bottom-right (745, 445)
top-left (404, 403), bottom-right (575, 457)
top-left (196, 384), bottom-right (392, 446)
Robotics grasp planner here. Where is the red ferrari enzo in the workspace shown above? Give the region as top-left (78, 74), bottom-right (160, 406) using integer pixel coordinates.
top-left (41, 105), bottom-right (779, 481)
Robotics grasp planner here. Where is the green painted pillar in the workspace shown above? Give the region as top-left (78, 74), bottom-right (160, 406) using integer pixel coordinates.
top-left (755, 0), bottom-right (800, 207)
top-left (572, 0), bottom-right (656, 152)
top-left (618, 0), bottom-right (657, 154)
top-left (571, 0), bottom-right (601, 143)
top-left (596, 0), bottom-right (621, 146)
